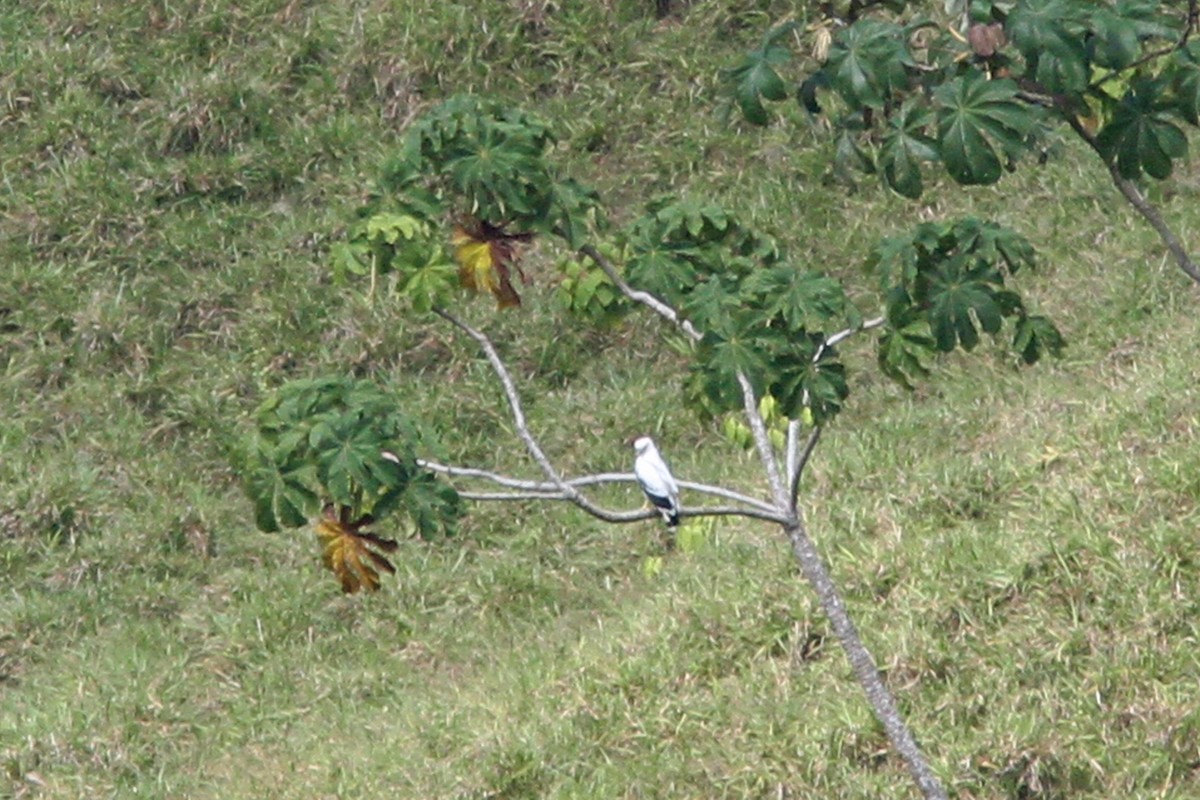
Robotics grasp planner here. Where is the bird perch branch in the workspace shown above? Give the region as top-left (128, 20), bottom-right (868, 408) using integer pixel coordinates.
top-left (784, 315), bottom-right (885, 499)
top-left (582, 243), bottom-right (790, 510)
top-left (418, 460), bottom-right (780, 513)
top-left (453, 489), bottom-right (789, 524)
top-left (429, 309), bottom-right (791, 526)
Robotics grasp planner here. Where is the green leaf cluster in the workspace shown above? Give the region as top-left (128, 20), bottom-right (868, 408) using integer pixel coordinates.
top-left (624, 197), bottom-right (857, 423)
top-left (555, 245), bottom-right (633, 325)
top-left (868, 218), bottom-right (1063, 387)
top-left (730, 1), bottom-right (1200, 191)
top-left (386, 95), bottom-right (600, 247)
top-left (332, 212), bottom-right (459, 312)
top-left (239, 377), bottom-right (461, 537)
top-left (720, 22), bottom-right (796, 125)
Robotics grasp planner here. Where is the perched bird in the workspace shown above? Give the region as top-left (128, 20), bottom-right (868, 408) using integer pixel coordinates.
top-left (633, 436), bottom-right (681, 527)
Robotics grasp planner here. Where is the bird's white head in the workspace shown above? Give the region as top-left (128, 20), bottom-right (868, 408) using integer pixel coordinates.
top-left (632, 436), bottom-right (654, 455)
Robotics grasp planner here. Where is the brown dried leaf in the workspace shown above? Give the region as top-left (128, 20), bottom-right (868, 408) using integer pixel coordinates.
top-left (315, 516), bottom-right (398, 594)
top-left (451, 221), bottom-right (532, 309)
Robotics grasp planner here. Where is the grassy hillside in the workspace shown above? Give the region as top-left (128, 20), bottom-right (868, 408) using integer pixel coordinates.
top-left (3, 1), bottom-right (1200, 798)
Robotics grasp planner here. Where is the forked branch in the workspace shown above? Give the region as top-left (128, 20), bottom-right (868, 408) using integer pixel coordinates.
top-left (577, 241), bottom-right (947, 800)
top-left (429, 309), bottom-right (791, 526)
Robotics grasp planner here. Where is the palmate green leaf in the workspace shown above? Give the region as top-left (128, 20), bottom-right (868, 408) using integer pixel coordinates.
top-left (925, 256), bottom-right (1009, 352)
top-left (399, 95), bottom-right (596, 241)
top-left (741, 266), bottom-right (853, 332)
top-left (825, 20), bottom-right (912, 110)
top-left (1096, 79), bottom-right (1189, 179)
top-left (875, 285), bottom-right (936, 389)
top-left (1089, 9), bottom-right (1139, 70)
top-left (951, 217), bottom-right (1037, 275)
top-left (934, 73), bottom-right (1036, 185)
top-left (798, 358), bottom-right (849, 425)
top-left (243, 444), bottom-right (319, 533)
top-left (400, 258), bottom-right (459, 314)
top-left (549, 176), bottom-right (602, 248)
top-left (721, 22), bottom-right (796, 126)
top-left (1013, 313), bottom-right (1066, 364)
top-left (680, 274), bottom-right (745, 333)
top-left (866, 234), bottom-right (919, 288)
top-left (877, 325), bottom-right (935, 390)
top-left (648, 197), bottom-right (732, 244)
top-left (835, 125), bottom-right (873, 176)
top-left (365, 212), bottom-right (424, 245)
top-left (691, 329), bottom-right (771, 414)
top-left (624, 198), bottom-right (753, 305)
top-left (1006, 0), bottom-right (1088, 92)
top-left (1168, 42), bottom-right (1200, 126)
top-left (555, 256), bottom-right (630, 324)
top-left (879, 101), bottom-right (938, 198)
top-left (625, 246), bottom-right (700, 303)
top-left (330, 241), bottom-right (371, 283)
top-left (768, 341), bottom-right (849, 425)
top-left (246, 377), bottom-right (429, 525)
top-left (403, 472), bottom-right (463, 539)
top-left (310, 408), bottom-right (416, 515)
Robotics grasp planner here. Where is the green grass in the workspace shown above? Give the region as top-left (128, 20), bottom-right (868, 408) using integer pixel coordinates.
top-left (4, 1), bottom-right (1200, 798)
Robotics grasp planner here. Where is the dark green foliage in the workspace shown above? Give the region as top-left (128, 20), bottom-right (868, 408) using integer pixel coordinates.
top-left (1171, 43), bottom-right (1200, 125)
top-left (240, 377), bottom-right (461, 537)
top-left (933, 73), bottom-right (1037, 186)
top-left (824, 20), bottom-right (914, 111)
top-left (1006, 0), bottom-right (1090, 92)
top-left (387, 95), bottom-right (601, 246)
top-left (719, 23), bottom-right (796, 125)
top-left (623, 196), bottom-right (858, 422)
top-left (880, 102), bottom-right (939, 198)
top-left (1094, 78), bottom-right (1190, 179)
top-left (867, 218), bottom-right (1063, 386)
top-left (727, 0), bottom-right (1199, 196)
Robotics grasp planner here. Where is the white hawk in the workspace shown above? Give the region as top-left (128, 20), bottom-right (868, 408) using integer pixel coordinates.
top-left (633, 436), bottom-right (681, 527)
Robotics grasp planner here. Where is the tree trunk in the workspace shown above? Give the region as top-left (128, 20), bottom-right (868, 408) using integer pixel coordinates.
top-left (785, 519), bottom-right (948, 800)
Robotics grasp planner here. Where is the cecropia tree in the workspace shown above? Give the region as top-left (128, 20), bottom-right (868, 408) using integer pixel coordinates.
top-left (240, 95), bottom-right (1066, 799)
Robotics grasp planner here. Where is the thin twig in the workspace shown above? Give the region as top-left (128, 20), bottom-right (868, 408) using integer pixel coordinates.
top-left (826, 314), bottom-right (885, 348)
top-left (580, 244), bottom-right (703, 343)
top-left (788, 426), bottom-right (823, 507)
top-left (786, 315), bottom-right (883, 487)
top-left (432, 308), bottom-right (616, 518)
top-left (737, 371), bottom-right (789, 509)
top-left (453, 489), bottom-right (790, 524)
top-left (1086, 1), bottom-right (1198, 92)
top-left (785, 419), bottom-right (800, 490)
top-left (418, 460), bottom-right (779, 513)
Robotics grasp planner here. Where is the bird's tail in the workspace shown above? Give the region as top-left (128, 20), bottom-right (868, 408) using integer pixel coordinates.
top-left (666, 510), bottom-right (680, 528)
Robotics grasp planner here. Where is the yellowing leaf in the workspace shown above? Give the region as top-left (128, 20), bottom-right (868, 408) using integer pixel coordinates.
top-left (453, 227), bottom-right (499, 295)
top-left (451, 222), bottom-right (530, 309)
top-left (315, 515), bottom-right (398, 594)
